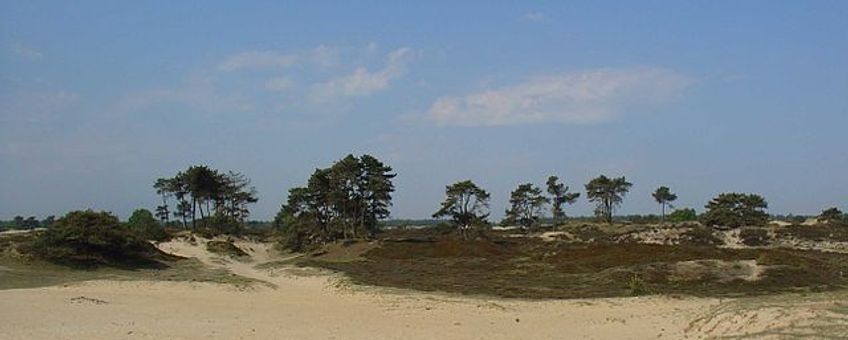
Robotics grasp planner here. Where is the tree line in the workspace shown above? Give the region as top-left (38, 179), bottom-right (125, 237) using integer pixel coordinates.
top-left (5, 154), bottom-right (845, 250)
top-left (154, 165), bottom-right (258, 231)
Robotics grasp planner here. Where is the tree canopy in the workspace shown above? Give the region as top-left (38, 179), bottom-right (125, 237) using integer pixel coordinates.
top-left (127, 208), bottom-right (167, 241)
top-left (278, 154), bottom-right (396, 250)
top-left (505, 183), bottom-right (549, 230)
top-left (585, 175), bottom-right (633, 223)
top-left (820, 207), bottom-right (845, 222)
top-left (433, 180), bottom-right (490, 239)
top-left (154, 166), bottom-right (258, 231)
top-left (652, 186), bottom-right (678, 222)
top-left (701, 193), bottom-right (769, 228)
top-left (546, 176), bottom-right (580, 226)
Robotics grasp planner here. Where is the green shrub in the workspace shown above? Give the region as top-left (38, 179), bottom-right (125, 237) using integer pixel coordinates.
top-left (701, 193), bottom-right (769, 228)
top-left (668, 208), bottom-right (697, 223)
top-left (627, 273), bottom-right (650, 296)
top-left (127, 208), bottom-right (168, 241)
top-left (32, 210), bottom-right (165, 267)
top-left (206, 240), bottom-right (249, 259)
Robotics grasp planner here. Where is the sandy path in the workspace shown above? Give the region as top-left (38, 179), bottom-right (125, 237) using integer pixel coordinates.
top-left (1, 239), bottom-right (845, 339)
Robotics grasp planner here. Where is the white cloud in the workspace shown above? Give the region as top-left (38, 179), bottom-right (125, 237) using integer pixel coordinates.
top-left (521, 11), bottom-right (545, 22)
top-left (427, 68), bottom-right (691, 126)
top-left (217, 50), bottom-right (297, 71)
top-left (10, 43), bottom-right (43, 60)
top-left (309, 47), bottom-right (412, 102)
top-left (264, 77), bottom-right (295, 92)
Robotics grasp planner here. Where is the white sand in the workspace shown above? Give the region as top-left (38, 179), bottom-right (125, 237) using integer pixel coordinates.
top-left (1, 238), bottom-right (845, 339)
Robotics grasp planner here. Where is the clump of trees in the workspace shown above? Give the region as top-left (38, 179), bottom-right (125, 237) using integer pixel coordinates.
top-left (277, 154), bottom-right (395, 250)
top-left (154, 166), bottom-right (258, 232)
top-left (433, 180), bottom-right (491, 239)
top-left (32, 210), bottom-right (164, 267)
top-left (700, 193), bottom-right (769, 228)
top-left (585, 175), bottom-right (633, 223)
top-left (504, 183), bottom-right (549, 230)
top-left (1, 215), bottom-right (55, 231)
top-left (652, 186), bottom-right (677, 222)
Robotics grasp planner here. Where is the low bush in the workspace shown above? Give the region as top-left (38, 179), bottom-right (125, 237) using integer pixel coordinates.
top-left (680, 226), bottom-right (724, 246)
top-left (739, 227), bottom-right (770, 246)
top-left (31, 210), bottom-right (168, 267)
top-left (126, 209), bottom-right (168, 241)
top-left (206, 240), bottom-right (249, 259)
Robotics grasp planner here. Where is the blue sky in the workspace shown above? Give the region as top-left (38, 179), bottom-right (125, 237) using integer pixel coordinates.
top-left (1, 1), bottom-right (846, 220)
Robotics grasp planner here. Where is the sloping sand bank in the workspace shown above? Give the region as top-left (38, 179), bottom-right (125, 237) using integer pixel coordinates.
top-left (1, 238), bottom-right (845, 339)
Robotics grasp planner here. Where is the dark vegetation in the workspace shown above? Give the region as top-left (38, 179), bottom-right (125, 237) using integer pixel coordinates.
top-left (154, 165), bottom-right (258, 233)
top-left (433, 180), bottom-right (491, 239)
top-left (3, 153), bottom-right (845, 300)
top-left (585, 175), bottom-right (633, 223)
top-left (30, 210), bottom-right (175, 268)
top-left (206, 240), bottom-right (250, 259)
top-left (739, 227), bottom-right (770, 246)
top-left (701, 193), bottom-right (769, 228)
top-left (305, 228), bottom-right (848, 299)
top-left (276, 154), bottom-right (396, 250)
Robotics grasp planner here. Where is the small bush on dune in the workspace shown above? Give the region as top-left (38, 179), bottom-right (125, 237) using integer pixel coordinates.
top-left (206, 240), bottom-right (249, 259)
top-left (126, 209), bottom-right (168, 241)
top-left (668, 208), bottom-right (698, 223)
top-left (32, 210), bottom-right (167, 267)
top-left (739, 227), bottom-right (770, 246)
top-left (680, 226), bottom-right (724, 246)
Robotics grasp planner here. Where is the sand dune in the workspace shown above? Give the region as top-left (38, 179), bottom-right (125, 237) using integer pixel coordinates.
top-left (1, 238), bottom-right (845, 339)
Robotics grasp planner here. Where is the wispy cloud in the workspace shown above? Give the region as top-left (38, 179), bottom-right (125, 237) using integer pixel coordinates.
top-left (520, 11), bottom-right (545, 22)
top-left (217, 50), bottom-right (297, 71)
top-left (427, 68), bottom-right (691, 127)
top-left (116, 73), bottom-right (252, 113)
top-left (309, 47), bottom-right (412, 102)
top-left (264, 77), bottom-right (295, 92)
top-left (0, 91), bottom-right (78, 124)
top-left (10, 43), bottom-right (43, 60)
top-left (311, 45), bottom-right (340, 68)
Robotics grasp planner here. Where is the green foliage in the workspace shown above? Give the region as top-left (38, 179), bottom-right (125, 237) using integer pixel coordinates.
top-left (279, 154), bottom-right (396, 250)
top-left (668, 208), bottom-right (698, 223)
top-left (627, 274), bottom-right (650, 296)
top-left (652, 186), bottom-right (678, 222)
top-left (127, 208), bottom-right (168, 241)
top-left (820, 207), bottom-right (845, 222)
top-left (32, 210), bottom-right (162, 267)
top-left (585, 175), bottom-right (633, 223)
top-left (546, 176), bottom-right (580, 226)
top-left (701, 193), bottom-right (769, 228)
top-left (154, 166), bottom-right (258, 230)
top-left (504, 183), bottom-right (549, 230)
top-left (433, 180), bottom-right (491, 239)
top-left (206, 240), bottom-right (249, 259)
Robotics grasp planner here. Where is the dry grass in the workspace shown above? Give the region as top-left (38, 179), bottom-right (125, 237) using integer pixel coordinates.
top-left (304, 232), bottom-right (848, 299)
